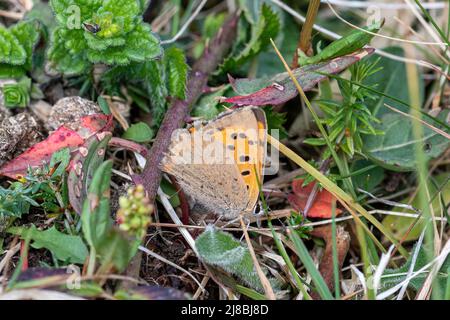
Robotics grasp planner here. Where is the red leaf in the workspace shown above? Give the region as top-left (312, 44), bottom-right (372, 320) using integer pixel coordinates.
top-left (0, 127), bottom-right (84, 179)
top-left (0, 114), bottom-right (113, 179)
top-left (222, 49), bottom-right (374, 106)
top-left (288, 179), bottom-right (343, 219)
top-left (77, 114), bottom-right (114, 138)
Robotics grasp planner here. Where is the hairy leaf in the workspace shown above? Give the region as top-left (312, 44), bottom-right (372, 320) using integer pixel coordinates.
top-left (164, 46), bottom-right (188, 100)
top-left (196, 227), bottom-right (275, 292)
top-left (48, 0), bottom-right (162, 74)
top-left (381, 244), bottom-right (450, 295)
top-left (0, 20), bottom-right (41, 78)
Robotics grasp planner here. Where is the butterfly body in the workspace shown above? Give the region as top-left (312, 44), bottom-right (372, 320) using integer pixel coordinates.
top-left (161, 107), bottom-right (267, 219)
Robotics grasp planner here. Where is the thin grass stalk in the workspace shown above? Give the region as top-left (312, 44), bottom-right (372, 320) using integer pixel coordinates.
top-left (405, 43), bottom-right (440, 300)
top-left (287, 224), bottom-right (334, 300)
top-left (331, 200), bottom-right (340, 299)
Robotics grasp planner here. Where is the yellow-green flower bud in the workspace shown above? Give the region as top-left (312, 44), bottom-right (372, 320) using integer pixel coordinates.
top-left (116, 184), bottom-right (153, 238)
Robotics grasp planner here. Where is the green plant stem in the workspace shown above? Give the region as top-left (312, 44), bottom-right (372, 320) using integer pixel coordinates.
top-left (171, 0), bottom-right (181, 37)
top-left (87, 248), bottom-right (96, 277)
top-left (413, 0), bottom-right (450, 48)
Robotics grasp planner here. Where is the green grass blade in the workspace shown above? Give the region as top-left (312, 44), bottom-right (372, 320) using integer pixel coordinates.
top-left (287, 222), bottom-right (334, 300)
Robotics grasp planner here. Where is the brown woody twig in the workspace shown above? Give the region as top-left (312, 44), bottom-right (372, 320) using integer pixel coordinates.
top-left (292, 0), bottom-right (321, 68)
top-left (123, 12), bottom-right (240, 287)
top-left (137, 12), bottom-right (240, 203)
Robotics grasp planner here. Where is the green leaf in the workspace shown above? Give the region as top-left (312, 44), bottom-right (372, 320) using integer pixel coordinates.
top-left (123, 122), bottom-right (154, 142)
top-left (50, 147), bottom-right (71, 178)
top-left (0, 183), bottom-right (37, 218)
top-left (192, 85), bottom-right (230, 120)
top-left (298, 20), bottom-right (382, 66)
top-left (96, 228), bottom-right (138, 272)
top-left (363, 109), bottom-right (450, 171)
top-left (288, 223), bottom-right (334, 300)
top-left (97, 96), bottom-right (111, 114)
top-left (382, 173), bottom-right (450, 241)
top-left (364, 46), bottom-right (424, 117)
top-left (381, 243), bottom-right (450, 295)
top-left (220, 3), bottom-right (280, 73)
top-left (0, 64), bottom-right (26, 79)
top-left (10, 20), bottom-right (41, 71)
top-left (68, 132), bottom-right (112, 215)
top-left (263, 106), bottom-right (288, 139)
top-left (350, 159), bottom-right (384, 192)
top-left (145, 60), bottom-right (168, 126)
top-left (81, 160), bottom-right (113, 249)
top-left (81, 160), bottom-right (138, 272)
top-left (0, 20), bottom-right (40, 79)
top-left (164, 46), bottom-right (188, 100)
top-left (48, 0), bottom-right (162, 75)
top-left (0, 26), bottom-right (26, 65)
top-left (196, 227), bottom-right (275, 292)
top-left (7, 225), bottom-right (88, 264)
top-left (304, 138), bottom-right (327, 146)
top-left (2, 77), bottom-right (31, 108)
top-left (48, 27), bottom-right (90, 75)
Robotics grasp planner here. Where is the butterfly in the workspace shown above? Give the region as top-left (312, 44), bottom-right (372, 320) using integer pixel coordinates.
top-left (161, 107), bottom-right (267, 219)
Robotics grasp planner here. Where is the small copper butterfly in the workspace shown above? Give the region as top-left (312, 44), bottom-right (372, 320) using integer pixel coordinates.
top-left (161, 107), bottom-right (267, 219)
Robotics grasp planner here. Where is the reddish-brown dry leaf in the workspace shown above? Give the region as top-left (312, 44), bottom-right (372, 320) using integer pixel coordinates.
top-left (0, 114), bottom-right (113, 179)
top-left (287, 178), bottom-right (343, 218)
top-left (78, 113), bottom-right (113, 136)
top-left (222, 49), bottom-right (374, 106)
top-left (0, 127), bottom-right (84, 179)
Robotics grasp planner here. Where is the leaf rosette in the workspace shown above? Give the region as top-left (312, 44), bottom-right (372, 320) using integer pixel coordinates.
top-left (48, 0), bottom-right (162, 74)
top-left (2, 78), bottom-right (31, 108)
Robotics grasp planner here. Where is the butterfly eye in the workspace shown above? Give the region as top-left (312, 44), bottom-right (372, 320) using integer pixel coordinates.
top-left (227, 145), bottom-right (235, 151)
top-left (230, 133), bottom-right (238, 140)
top-left (239, 155), bottom-right (250, 162)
